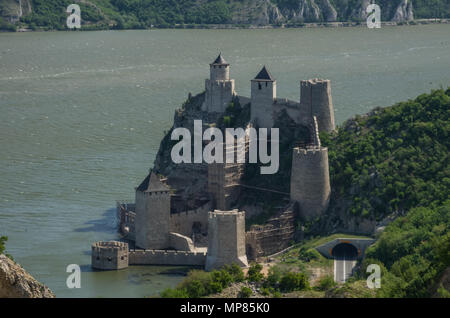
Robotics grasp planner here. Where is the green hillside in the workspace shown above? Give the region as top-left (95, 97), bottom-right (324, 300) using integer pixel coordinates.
top-left (0, 0), bottom-right (449, 31)
top-left (322, 88), bottom-right (449, 221)
top-left (317, 88), bottom-right (450, 297)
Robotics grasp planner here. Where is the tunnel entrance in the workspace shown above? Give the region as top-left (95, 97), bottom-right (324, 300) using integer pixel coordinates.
top-left (331, 243), bottom-right (358, 283)
top-left (331, 243), bottom-right (358, 260)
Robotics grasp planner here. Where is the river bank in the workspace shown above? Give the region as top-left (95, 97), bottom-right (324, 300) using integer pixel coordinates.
top-left (7, 18), bottom-right (449, 33)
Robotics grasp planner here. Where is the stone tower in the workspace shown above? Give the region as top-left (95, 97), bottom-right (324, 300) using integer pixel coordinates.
top-left (91, 241), bottom-right (129, 270)
top-left (300, 79), bottom-right (335, 132)
top-left (135, 172), bottom-right (171, 250)
top-left (290, 117), bottom-right (331, 220)
top-left (205, 209), bottom-right (248, 271)
top-left (251, 66), bottom-right (276, 128)
top-left (203, 53), bottom-right (236, 113)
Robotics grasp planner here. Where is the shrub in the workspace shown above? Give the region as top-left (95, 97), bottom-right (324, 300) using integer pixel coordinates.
top-left (315, 275), bottom-right (336, 291)
top-left (239, 286), bottom-right (252, 298)
top-left (186, 280), bottom-right (206, 298)
top-left (247, 263), bottom-right (264, 282)
top-left (0, 236), bottom-right (7, 254)
top-left (160, 287), bottom-right (188, 298)
top-left (299, 248), bottom-right (321, 262)
top-left (279, 272), bottom-right (309, 292)
top-left (207, 281), bottom-right (223, 294)
top-left (224, 263), bottom-right (245, 282)
top-left (211, 269), bottom-right (233, 288)
top-left (264, 266), bottom-right (282, 288)
top-left (271, 290), bottom-right (282, 298)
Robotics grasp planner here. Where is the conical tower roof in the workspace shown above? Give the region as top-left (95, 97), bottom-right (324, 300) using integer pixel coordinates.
top-left (136, 171), bottom-right (169, 192)
top-left (253, 66), bottom-right (274, 81)
top-left (211, 53), bottom-right (229, 65)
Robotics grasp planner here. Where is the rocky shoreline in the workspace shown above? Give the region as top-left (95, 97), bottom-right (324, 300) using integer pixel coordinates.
top-left (0, 254), bottom-right (55, 298)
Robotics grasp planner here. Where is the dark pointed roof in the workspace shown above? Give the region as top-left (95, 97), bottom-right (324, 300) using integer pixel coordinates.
top-left (136, 172), bottom-right (169, 192)
top-left (211, 53), bottom-right (229, 65)
top-left (254, 66), bottom-right (274, 81)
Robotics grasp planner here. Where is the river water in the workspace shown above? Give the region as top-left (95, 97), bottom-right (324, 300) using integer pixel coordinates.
top-left (0, 24), bottom-right (449, 297)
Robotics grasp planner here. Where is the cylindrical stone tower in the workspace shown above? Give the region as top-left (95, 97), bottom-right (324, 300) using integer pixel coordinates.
top-left (210, 53), bottom-right (230, 81)
top-left (290, 147), bottom-right (331, 220)
top-left (203, 53), bottom-right (236, 113)
top-left (205, 209), bottom-right (248, 271)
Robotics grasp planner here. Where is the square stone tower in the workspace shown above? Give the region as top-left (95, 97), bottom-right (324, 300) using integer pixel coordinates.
top-left (250, 66), bottom-right (276, 128)
top-left (205, 209), bottom-right (248, 271)
top-left (300, 79), bottom-right (335, 132)
top-left (203, 54), bottom-right (236, 113)
top-left (135, 172), bottom-right (171, 250)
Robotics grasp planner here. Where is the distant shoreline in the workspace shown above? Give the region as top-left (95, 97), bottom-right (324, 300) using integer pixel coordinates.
top-left (6, 18), bottom-right (449, 33)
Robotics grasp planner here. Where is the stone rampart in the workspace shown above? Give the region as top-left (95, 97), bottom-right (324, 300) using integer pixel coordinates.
top-left (129, 249), bottom-right (206, 266)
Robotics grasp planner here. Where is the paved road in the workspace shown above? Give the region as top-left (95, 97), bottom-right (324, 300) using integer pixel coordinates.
top-left (333, 243), bottom-right (357, 283)
top-left (334, 257), bottom-right (357, 283)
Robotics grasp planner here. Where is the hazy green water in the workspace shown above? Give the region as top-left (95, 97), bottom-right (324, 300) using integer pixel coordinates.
top-left (0, 24), bottom-right (449, 297)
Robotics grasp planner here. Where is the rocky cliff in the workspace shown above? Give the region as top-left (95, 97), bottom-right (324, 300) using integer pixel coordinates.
top-left (0, 254), bottom-right (55, 298)
top-left (230, 0), bottom-right (414, 24)
top-left (1, 0), bottom-right (425, 30)
top-left (0, 0), bottom-right (32, 23)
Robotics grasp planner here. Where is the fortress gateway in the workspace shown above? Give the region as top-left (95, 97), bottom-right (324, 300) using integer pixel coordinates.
top-left (91, 54), bottom-right (335, 271)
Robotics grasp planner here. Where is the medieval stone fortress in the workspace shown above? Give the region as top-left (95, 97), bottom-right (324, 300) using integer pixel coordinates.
top-left (91, 54), bottom-right (338, 271)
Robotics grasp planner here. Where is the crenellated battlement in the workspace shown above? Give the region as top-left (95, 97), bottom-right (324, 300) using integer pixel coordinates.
top-left (92, 241), bottom-right (128, 251)
top-left (91, 241), bottom-right (129, 270)
top-left (293, 146), bottom-right (328, 155)
top-left (208, 209), bottom-right (245, 218)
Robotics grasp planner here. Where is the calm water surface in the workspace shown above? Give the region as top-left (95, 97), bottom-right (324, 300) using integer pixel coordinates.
top-left (0, 24), bottom-right (449, 297)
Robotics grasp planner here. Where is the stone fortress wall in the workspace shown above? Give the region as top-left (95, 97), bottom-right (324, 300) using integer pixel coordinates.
top-left (93, 54), bottom-right (334, 270)
top-left (129, 249), bottom-right (206, 266)
top-left (245, 203), bottom-right (297, 260)
top-left (169, 202), bottom-right (211, 237)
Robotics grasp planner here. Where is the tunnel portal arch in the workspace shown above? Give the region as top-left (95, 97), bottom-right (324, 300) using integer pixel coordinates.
top-left (331, 243), bottom-right (358, 260)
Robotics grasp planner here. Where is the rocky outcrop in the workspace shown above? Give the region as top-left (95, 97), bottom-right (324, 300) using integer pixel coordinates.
top-left (0, 0), bottom-right (32, 23)
top-left (229, 0), bottom-right (417, 24)
top-left (0, 254), bottom-right (55, 298)
top-left (392, 0), bottom-right (414, 22)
